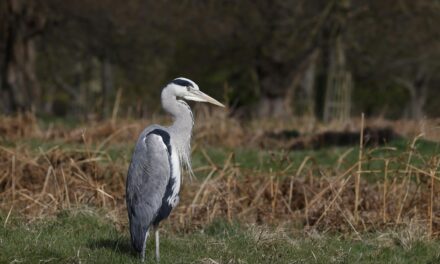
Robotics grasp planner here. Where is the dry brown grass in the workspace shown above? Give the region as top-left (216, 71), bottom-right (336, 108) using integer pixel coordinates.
top-left (1, 111), bottom-right (440, 238)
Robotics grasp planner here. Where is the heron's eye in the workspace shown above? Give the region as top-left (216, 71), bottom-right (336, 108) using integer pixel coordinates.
top-left (186, 86), bottom-right (190, 91)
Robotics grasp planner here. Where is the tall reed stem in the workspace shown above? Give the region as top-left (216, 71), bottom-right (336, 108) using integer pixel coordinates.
top-left (355, 113), bottom-right (364, 223)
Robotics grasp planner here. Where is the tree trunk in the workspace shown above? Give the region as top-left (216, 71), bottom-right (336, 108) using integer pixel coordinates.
top-left (294, 50), bottom-right (320, 118)
top-left (256, 58), bottom-right (294, 118)
top-left (302, 57), bottom-right (317, 118)
top-left (408, 96), bottom-right (425, 120)
top-left (322, 0), bottom-right (352, 123)
top-left (256, 47), bottom-right (320, 119)
top-left (257, 96), bottom-right (288, 118)
top-left (399, 68), bottom-right (429, 120)
top-left (1, 0), bottom-right (45, 113)
top-left (323, 37), bottom-right (352, 123)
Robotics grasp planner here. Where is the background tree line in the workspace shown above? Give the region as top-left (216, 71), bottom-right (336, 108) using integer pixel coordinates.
top-left (1, 0), bottom-right (439, 120)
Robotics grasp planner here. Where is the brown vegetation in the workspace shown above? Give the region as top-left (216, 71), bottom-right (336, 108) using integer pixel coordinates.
top-left (0, 113), bottom-right (440, 239)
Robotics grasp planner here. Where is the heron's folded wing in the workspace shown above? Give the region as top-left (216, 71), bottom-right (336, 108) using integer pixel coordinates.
top-left (126, 131), bottom-right (171, 252)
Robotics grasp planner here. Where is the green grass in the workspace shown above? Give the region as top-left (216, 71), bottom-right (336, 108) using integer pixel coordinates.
top-left (190, 138), bottom-right (440, 181)
top-left (4, 136), bottom-right (439, 182)
top-left (1, 211), bottom-right (440, 264)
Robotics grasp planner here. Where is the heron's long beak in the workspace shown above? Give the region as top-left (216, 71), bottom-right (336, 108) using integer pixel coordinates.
top-left (184, 90), bottom-right (225, 107)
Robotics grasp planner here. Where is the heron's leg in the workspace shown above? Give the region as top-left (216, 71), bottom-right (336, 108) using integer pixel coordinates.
top-left (155, 229), bottom-right (160, 262)
top-left (141, 230), bottom-right (149, 263)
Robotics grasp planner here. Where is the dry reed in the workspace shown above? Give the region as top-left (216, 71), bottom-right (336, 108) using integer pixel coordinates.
top-left (0, 112), bottom-right (439, 238)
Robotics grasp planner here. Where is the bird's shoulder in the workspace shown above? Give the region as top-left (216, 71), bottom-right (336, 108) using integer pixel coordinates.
top-left (135, 125), bottom-right (172, 153)
top-left (138, 124), bottom-right (168, 139)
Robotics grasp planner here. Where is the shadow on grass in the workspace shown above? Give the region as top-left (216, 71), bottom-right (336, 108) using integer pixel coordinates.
top-left (87, 237), bottom-right (138, 258)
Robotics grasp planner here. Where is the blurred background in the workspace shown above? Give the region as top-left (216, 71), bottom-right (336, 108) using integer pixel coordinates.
top-left (1, 0), bottom-right (439, 121)
top-left (2, 2), bottom-right (440, 262)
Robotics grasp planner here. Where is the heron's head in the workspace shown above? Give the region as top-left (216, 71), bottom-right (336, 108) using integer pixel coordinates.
top-left (166, 77), bottom-right (224, 107)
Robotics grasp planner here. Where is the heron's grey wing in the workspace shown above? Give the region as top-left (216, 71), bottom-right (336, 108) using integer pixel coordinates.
top-left (126, 131), bottom-right (171, 252)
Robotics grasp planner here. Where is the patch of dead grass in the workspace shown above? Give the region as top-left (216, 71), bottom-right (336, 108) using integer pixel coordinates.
top-left (0, 113), bottom-right (440, 239)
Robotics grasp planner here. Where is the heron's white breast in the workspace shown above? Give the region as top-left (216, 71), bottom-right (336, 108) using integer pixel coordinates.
top-left (167, 145), bottom-right (181, 207)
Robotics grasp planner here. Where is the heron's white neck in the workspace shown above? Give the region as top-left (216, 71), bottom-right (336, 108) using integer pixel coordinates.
top-left (161, 88), bottom-right (194, 174)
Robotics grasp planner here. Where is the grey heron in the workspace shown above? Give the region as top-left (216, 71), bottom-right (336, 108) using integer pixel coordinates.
top-left (126, 77), bottom-right (224, 262)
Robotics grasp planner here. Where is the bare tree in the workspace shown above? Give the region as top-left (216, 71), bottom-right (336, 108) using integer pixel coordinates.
top-left (294, 50), bottom-right (320, 119)
top-left (350, 0), bottom-right (440, 119)
top-left (1, 0), bottom-right (45, 112)
top-left (252, 0), bottom-right (331, 118)
top-left (396, 67), bottom-right (430, 119)
top-left (322, 0), bottom-right (353, 123)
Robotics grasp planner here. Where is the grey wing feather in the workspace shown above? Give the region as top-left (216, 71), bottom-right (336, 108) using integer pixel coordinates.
top-left (126, 131), bottom-right (170, 252)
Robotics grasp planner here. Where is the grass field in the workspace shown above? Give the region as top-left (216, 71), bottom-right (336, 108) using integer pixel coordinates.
top-left (2, 211), bottom-right (440, 264)
top-left (1, 114), bottom-right (440, 263)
